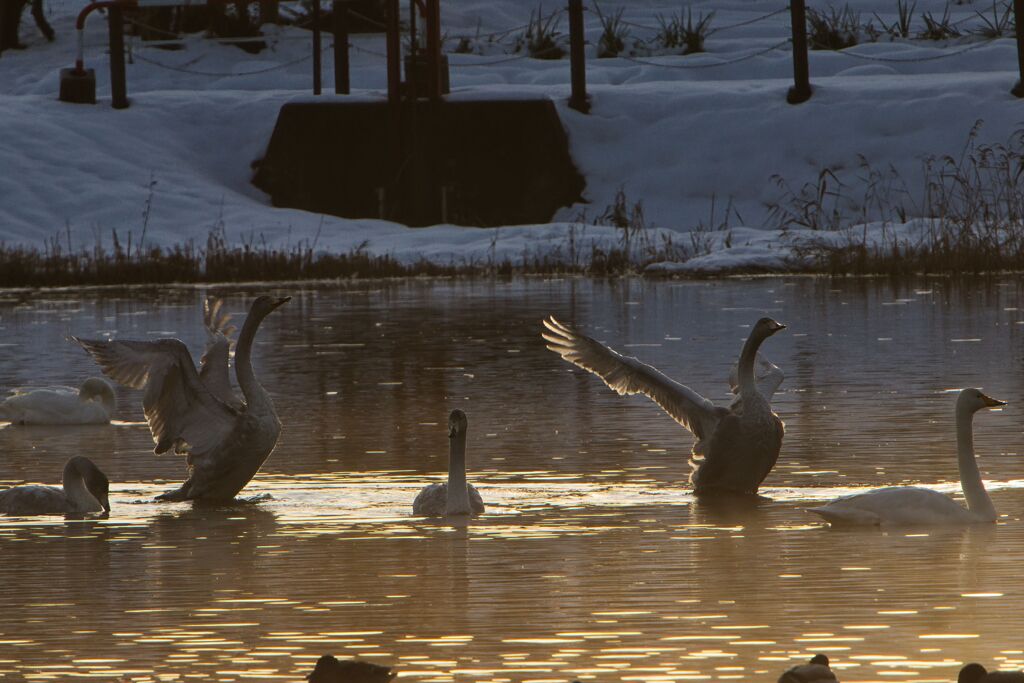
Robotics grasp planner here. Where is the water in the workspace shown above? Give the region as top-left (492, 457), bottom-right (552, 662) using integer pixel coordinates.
top-left (1, 278), bottom-right (1024, 683)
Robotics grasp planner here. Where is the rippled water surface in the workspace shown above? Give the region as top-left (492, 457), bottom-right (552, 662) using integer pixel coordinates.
top-left (2, 278), bottom-right (1024, 682)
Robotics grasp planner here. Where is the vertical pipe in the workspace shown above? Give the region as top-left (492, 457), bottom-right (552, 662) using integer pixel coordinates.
top-left (787, 0), bottom-right (812, 104)
top-left (385, 0), bottom-right (403, 220)
top-left (108, 4), bottom-right (128, 109)
top-left (408, 0), bottom-right (418, 100)
top-left (312, 0), bottom-right (322, 95)
top-left (386, 0), bottom-right (401, 106)
top-left (333, 0), bottom-right (349, 94)
top-left (1013, 0), bottom-right (1024, 96)
top-left (426, 0), bottom-right (441, 100)
top-left (567, 0), bottom-right (589, 113)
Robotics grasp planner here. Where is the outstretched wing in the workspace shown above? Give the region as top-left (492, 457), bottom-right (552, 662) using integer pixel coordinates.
top-left (73, 337), bottom-right (238, 456)
top-left (728, 352), bottom-right (785, 404)
top-left (199, 298), bottom-right (242, 410)
top-left (542, 316), bottom-right (725, 443)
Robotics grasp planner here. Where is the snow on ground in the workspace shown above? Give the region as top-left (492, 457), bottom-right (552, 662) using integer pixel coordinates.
top-left (1, 0), bottom-right (1022, 273)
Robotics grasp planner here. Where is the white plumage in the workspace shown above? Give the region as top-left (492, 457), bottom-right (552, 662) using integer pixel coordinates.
top-left (810, 388), bottom-right (1005, 527)
top-left (0, 377), bottom-right (115, 425)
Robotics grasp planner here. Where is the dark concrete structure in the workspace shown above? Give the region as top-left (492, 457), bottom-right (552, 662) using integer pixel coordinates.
top-left (252, 98), bottom-right (586, 227)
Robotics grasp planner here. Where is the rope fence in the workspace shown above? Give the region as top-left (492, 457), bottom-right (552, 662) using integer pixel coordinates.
top-left (61, 0), bottom-right (1024, 109)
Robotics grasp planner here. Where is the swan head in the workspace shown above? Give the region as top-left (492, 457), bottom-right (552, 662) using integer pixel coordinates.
top-left (249, 295), bottom-right (292, 320)
top-left (79, 377), bottom-right (115, 410)
top-left (958, 663), bottom-right (988, 683)
top-left (64, 456), bottom-right (110, 512)
top-left (957, 388), bottom-right (1006, 414)
top-left (752, 317), bottom-right (786, 339)
top-left (448, 409), bottom-right (468, 438)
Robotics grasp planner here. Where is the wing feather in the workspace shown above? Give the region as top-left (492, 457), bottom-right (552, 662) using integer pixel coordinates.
top-left (728, 352), bottom-right (785, 402)
top-left (199, 298), bottom-right (242, 410)
top-left (542, 316), bottom-right (723, 441)
top-left (74, 337), bottom-right (238, 456)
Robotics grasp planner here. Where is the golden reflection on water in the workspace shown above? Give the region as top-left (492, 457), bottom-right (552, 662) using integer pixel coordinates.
top-left (1, 279), bottom-right (1024, 681)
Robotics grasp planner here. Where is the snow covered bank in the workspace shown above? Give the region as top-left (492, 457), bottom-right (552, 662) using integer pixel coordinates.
top-left (2, 0), bottom-right (1024, 276)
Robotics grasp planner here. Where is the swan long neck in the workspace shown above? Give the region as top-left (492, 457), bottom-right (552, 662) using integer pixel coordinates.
top-left (956, 406), bottom-right (996, 522)
top-left (62, 463), bottom-right (99, 512)
top-left (234, 309), bottom-right (267, 406)
top-left (736, 330), bottom-right (765, 398)
top-left (446, 431), bottom-right (471, 515)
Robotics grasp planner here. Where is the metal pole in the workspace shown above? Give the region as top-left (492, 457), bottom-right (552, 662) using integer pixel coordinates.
top-left (567, 0), bottom-right (589, 113)
top-left (787, 0), bottom-right (812, 103)
top-left (312, 0), bottom-right (322, 95)
top-left (108, 4), bottom-right (128, 109)
top-left (426, 0), bottom-right (441, 100)
top-left (333, 0), bottom-right (349, 94)
top-left (386, 0), bottom-right (401, 105)
top-left (1013, 0), bottom-right (1024, 96)
top-left (385, 0), bottom-right (403, 220)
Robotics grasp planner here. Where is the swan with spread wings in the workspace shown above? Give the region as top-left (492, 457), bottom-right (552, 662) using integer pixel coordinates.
top-left (74, 295), bottom-right (289, 503)
top-left (542, 316), bottom-right (787, 495)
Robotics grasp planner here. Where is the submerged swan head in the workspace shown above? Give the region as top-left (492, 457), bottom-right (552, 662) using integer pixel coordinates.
top-left (79, 377), bottom-right (115, 411)
top-left (63, 456), bottom-right (110, 512)
top-left (448, 409), bottom-right (468, 439)
top-left (957, 388), bottom-right (1006, 414)
top-left (752, 317), bottom-right (786, 340)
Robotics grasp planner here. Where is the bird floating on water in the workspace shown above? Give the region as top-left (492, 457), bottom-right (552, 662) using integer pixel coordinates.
top-left (74, 295), bottom-right (290, 503)
top-left (542, 316), bottom-right (787, 495)
top-left (778, 654), bottom-right (838, 683)
top-left (0, 377), bottom-right (115, 425)
top-left (0, 456), bottom-right (110, 515)
top-left (959, 663), bottom-right (1024, 682)
top-left (413, 409), bottom-right (485, 517)
top-left (307, 654), bottom-right (396, 683)
top-left (810, 388), bottom-right (1006, 526)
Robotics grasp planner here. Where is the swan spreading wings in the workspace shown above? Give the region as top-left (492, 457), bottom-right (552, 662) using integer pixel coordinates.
top-left (73, 295), bottom-right (290, 503)
top-left (542, 316), bottom-right (787, 495)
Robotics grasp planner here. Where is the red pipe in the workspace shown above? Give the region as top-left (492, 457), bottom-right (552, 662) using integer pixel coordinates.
top-left (74, 0), bottom-right (135, 71)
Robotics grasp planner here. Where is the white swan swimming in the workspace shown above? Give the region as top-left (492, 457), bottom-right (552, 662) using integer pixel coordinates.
top-left (778, 654), bottom-right (838, 683)
top-left (542, 316), bottom-right (787, 495)
top-left (810, 388), bottom-right (1006, 527)
top-left (0, 456), bottom-right (110, 515)
top-left (413, 409), bottom-right (485, 517)
top-left (0, 377), bottom-right (115, 425)
top-left (73, 295), bottom-right (290, 503)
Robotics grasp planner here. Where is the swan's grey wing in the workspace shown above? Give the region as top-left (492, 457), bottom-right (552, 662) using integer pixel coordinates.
top-left (728, 352), bottom-right (785, 401)
top-left (468, 483), bottom-right (485, 514)
top-left (543, 317), bottom-right (724, 441)
top-left (199, 299), bottom-right (241, 410)
top-left (0, 485), bottom-right (70, 515)
top-left (413, 483), bottom-right (447, 517)
top-left (74, 337), bottom-right (238, 456)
